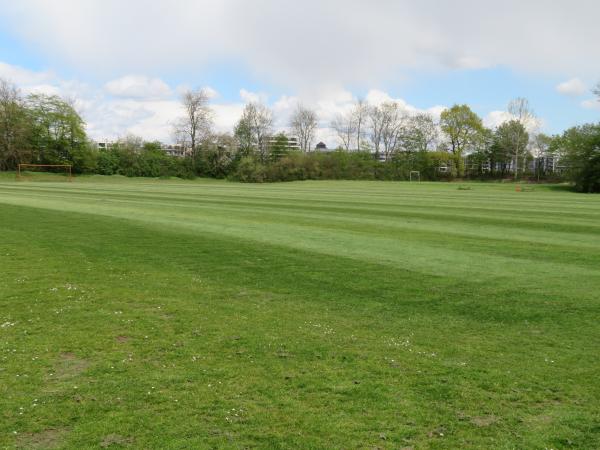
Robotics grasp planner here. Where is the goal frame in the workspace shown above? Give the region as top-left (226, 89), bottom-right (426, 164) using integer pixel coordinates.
top-left (409, 170), bottom-right (420, 182)
top-left (17, 164), bottom-right (73, 182)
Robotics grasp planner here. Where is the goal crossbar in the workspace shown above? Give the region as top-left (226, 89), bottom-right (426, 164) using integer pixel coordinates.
top-left (17, 164), bottom-right (73, 181)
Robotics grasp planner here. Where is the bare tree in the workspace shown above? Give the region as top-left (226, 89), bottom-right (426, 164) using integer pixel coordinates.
top-left (0, 78), bottom-right (29, 170)
top-left (352, 99), bottom-right (368, 151)
top-left (368, 105), bottom-right (385, 158)
top-left (331, 112), bottom-right (355, 151)
top-left (368, 102), bottom-right (408, 159)
top-left (290, 104), bottom-right (318, 152)
top-left (117, 134), bottom-right (144, 153)
top-left (234, 102), bottom-right (273, 161)
top-left (174, 88), bottom-right (213, 164)
top-left (508, 97), bottom-right (536, 179)
top-left (381, 102), bottom-right (408, 159)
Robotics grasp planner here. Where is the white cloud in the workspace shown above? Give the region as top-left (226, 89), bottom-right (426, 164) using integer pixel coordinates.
top-left (1, 1), bottom-right (600, 91)
top-left (104, 75), bottom-right (172, 100)
top-left (581, 99), bottom-right (600, 110)
top-left (484, 110), bottom-right (543, 133)
top-left (239, 89), bottom-right (268, 104)
top-left (556, 78), bottom-right (587, 96)
top-left (484, 111), bottom-right (514, 129)
top-left (0, 61), bottom-right (55, 85)
top-left (212, 103), bottom-right (245, 132)
top-left (22, 84), bottom-right (61, 96)
top-left (203, 86), bottom-right (219, 99)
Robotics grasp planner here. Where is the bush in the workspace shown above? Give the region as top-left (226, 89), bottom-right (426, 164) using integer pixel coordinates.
top-left (230, 156), bottom-right (267, 182)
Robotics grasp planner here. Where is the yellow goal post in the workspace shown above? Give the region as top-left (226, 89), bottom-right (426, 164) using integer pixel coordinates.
top-left (16, 164), bottom-right (73, 181)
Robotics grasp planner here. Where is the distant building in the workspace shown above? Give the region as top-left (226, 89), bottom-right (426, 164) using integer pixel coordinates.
top-left (162, 144), bottom-right (188, 157)
top-left (315, 142), bottom-right (327, 151)
top-left (263, 134), bottom-right (300, 151)
top-left (96, 140), bottom-right (117, 151)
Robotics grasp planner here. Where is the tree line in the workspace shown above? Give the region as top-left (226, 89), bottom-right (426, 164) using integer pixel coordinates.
top-left (1, 77), bottom-right (599, 191)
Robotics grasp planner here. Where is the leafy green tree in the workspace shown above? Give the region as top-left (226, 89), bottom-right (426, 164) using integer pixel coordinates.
top-left (465, 127), bottom-right (493, 177)
top-left (233, 103), bottom-right (273, 162)
top-left (440, 104), bottom-right (484, 177)
top-left (0, 79), bottom-right (31, 170)
top-left (494, 120), bottom-right (529, 178)
top-left (402, 113), bottom-right (438, 153)
top-left (26, 93), bottom-right (87, 167)
top-left (234, 117), bottom-right (254, 158)
top-left (531, 133), bottom-right (553, 181)
top-left (553, 123), bottom-right (600, 192)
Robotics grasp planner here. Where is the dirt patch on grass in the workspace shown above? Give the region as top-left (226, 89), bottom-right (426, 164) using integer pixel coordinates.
top-left (470, 415), bottom-right (499, 427)
top-left (100, 434), bottom-right (134, 448)
top-left (115, 335), bottom-right (129, 343)
top-left (16, 428), bottom-right (67, 449)
top-left (525, 414), bottom-right (553, 425)
top-left (53, 352), bottom-right (90, 380)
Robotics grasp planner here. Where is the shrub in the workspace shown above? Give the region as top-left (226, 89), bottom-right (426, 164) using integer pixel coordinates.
top-left (230, 156), bottom-right (266, 182)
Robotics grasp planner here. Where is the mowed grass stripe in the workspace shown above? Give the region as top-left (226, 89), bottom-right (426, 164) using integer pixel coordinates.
top-left (3, 183), bottom-right (600, 250)
top-left (1, 181), bottom-right (599, 285)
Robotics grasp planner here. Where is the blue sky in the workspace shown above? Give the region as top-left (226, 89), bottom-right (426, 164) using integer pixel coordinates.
top-left (0, 0), bottom-right (598, 144)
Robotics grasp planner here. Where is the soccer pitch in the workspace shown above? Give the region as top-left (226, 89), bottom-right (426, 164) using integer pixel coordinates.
top-left (1, 176), bottom-right (599, 448)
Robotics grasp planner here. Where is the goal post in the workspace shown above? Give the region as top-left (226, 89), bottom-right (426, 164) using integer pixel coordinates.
top-left (17, 164), bottom-right (73, 182)
top-left (409, 170), bottom-right (420, 182)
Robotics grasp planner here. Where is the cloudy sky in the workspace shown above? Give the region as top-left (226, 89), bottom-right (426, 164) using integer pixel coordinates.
top-left (0, 0), bottom-right (598, 146)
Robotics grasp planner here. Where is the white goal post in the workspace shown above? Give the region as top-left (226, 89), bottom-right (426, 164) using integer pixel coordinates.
top-left (409, 170), bottom-right (420, 182)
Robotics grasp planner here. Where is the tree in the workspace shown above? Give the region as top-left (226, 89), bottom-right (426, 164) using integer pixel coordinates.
top-left (507, 97), bottom-right (537, 179)
top-left (0, 78), bottom-right (30, 170)
top-left (466, 127), bottom-right (494, 176)
top-left (234, 114), bottom-right (254, 157)
top-left (440, 104), bottom-right (484, 177)
top-left (352, 99), bottom-right (368, 151)
top-left (553, 123), bottom-right (600, 192)
top-left (402, 113), bottom-right (438, 153)
top-left (175, 88), bottom-right (212, 165)
top-left (117, 134), bottom-right (144, 153)
top-left (530, 133), bottom-right (553, 181)
top-left (368, 105), bottom-right (385, 158)
top-left (26, 93), bottom-right (87, 166)
top-left (494, 120), bottom-right (529, 178)
top-left (290, 104), bottom-right (317, 152)
top-left (234, 102), bottom-right (273, 162)
top-left (331, 112), bottom-right (355, 151)
top-left (379, 102), bottom-right (407, 159)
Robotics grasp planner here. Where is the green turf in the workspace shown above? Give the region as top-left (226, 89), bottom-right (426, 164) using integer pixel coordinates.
top-left (1, 176), bottom-right (599, 449)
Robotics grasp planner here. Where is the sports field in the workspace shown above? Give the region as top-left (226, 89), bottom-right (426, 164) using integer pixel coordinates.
top-left (1, 175), bottom-right (599, 449)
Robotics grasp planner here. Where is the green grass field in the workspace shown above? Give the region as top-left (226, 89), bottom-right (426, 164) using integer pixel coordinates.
top-left (1, 175), bottom-right (599, 449)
